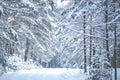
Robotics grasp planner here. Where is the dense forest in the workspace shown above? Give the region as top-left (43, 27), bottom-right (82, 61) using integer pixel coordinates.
top-left (0, 0), bottom-right (120, 80)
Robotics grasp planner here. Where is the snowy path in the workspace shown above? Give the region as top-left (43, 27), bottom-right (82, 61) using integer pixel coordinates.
top-left (0, 68), bottom-right (87, 80)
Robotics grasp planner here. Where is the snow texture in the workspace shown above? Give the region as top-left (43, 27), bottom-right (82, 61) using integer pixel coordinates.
top-left (0, 68), bottom-right (87, 80)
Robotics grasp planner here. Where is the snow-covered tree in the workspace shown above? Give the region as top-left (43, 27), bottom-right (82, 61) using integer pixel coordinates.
top-left (0, 0), bottom-right (56, 73)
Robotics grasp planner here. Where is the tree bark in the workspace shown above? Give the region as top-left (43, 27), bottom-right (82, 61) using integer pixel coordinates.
top-left (93, 27), bottom-right (96, 56)
top-left (104, 0), bottom-right (110, 61)
top-left (89, 13), bottom-right (92, 68)
top-left (24, 37), bottom-right (29, 61)
top-left (114, 21), bottom-right (117, 80)
top-left (83, 11), bottom-right (87, 73)
top-left (113, 0), bottom-right (117, 80)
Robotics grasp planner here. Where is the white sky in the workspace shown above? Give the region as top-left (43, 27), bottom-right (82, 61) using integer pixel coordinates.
top-left (56, 0), bottom-right (70, 8)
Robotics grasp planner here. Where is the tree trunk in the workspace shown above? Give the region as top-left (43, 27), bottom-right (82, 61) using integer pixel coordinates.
top-left (89, 13), bottom-right (93, 75)
top-left (104, 0), bottom-right (110, 61)
top-left (113, 0), bottom-right (117, 80)
top-left (93, 27), bottom-right (96, 56)
top-left (24, 37), bottom-right (29, 61)
top-left (114, 21), bottom-right (117, 80)
top-left (83, 11), bottom-right (87, 73)
top-left (89, 13), bottom-right (92, 68)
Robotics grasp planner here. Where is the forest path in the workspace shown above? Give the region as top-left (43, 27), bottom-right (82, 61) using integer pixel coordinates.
top-left (0, 68), bottom-right (87, 80)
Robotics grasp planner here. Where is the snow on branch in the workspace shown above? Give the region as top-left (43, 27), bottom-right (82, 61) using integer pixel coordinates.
top-left (61, 25), bottom-right (113, 40)
top-left (94, 14), bottom-right (120, 27)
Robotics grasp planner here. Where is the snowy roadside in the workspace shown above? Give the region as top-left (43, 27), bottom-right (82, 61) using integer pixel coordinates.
top-left (0, 68), bottom-right (87, 80)
top-left (0, 68), bottom-right (120, 80)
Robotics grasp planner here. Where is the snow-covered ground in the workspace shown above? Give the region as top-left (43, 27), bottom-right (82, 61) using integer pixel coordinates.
top-left (118, 68), bottom-right (120, 78)
top-left (112, 68), bottom-right (120, 80)
top-left (0, 68), bottom-right (120, 80)
top-left (0, 68), bottom-right (87, 80)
